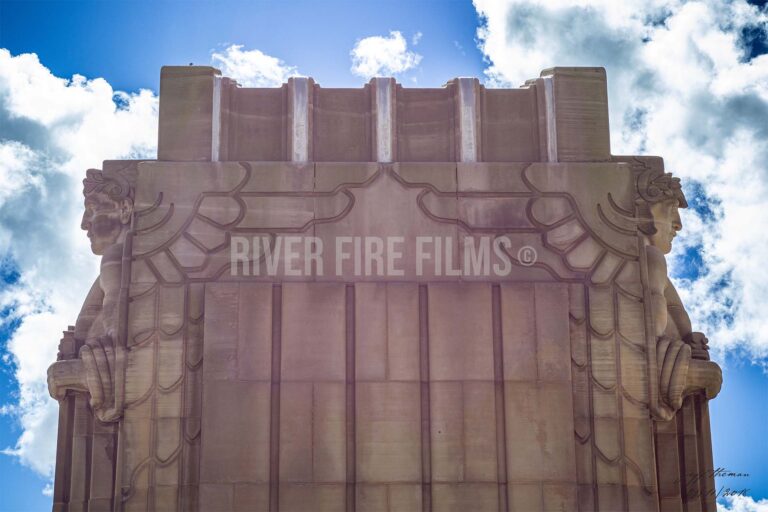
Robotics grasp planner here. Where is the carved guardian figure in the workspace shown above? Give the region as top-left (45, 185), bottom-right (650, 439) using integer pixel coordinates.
top-left (638, 168), bottom-right (722, 419)
top-left (47, 166), bottom-right (136, 422)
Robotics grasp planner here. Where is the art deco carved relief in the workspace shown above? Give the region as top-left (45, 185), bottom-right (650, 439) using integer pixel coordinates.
top-left (46, 66), bottom-right (722, 512)
top-left (48, 165), bottom-right (136, 423)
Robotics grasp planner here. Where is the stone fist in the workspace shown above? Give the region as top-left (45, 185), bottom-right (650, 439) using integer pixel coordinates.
top-left (684, 332), bottom-right (710, 361)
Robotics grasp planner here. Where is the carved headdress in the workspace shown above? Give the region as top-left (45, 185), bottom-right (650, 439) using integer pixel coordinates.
top-left (83, 165), bottom-right (137, 202)
top-left (636, 168), bottom-right (688, 236)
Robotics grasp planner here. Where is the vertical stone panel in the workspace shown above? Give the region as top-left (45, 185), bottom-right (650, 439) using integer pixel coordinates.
top-left (541, 67), bottom-right (611, 162)
top-left (427, 283), bottom-right (498, 508)
top-left (281, 283), bottom-right (346, 381)
top-left (432, 483), bottom-right (499, 512)
top-left (279, 283), bottom-right (347, 509)
top-left (119, 398), bottom-right (151, 506)
top-left (203, 283), bottom-right (239, 381)
top-left (396, 86), bottom-right (456, 162)
top-left (427, 283), bottom-right (494, 381)
top-left (461, 381), bottom-right (498, 482)
top-left (228, 87), bottom-right (288, 161)
top-left (355, 283), bottom-right (388, 382)
top-left (199, 484), bottom-right (233, 511)
top-left (313, 86), bottom-right (373, 162)
top-left (430, 381), bottom-right (464, 482)
top-left (356, 382), bottom-right (422, 482)
top-left (480, 87), bottom-right (540, 162)
top-left (68, 395), bottom-right (92, 512)
top-left (279, 382), bottom-right (314, 483)
top-left (234, 483), bottom-right (270, 512)
top-left (199, 283), bottom-right (274, 512)
top-left (656, 413), bottom-right (683, 511)
top-left (237, 283), bottom-right (274, 380)
top-left (279, 485), bottom-right (346, 512)
top-left (313, 383), bottom-right (348, 483)
top-left (356, 283), bottom-right (422, 512)
top-left (89, 420), bottom-right (116, 511)
top-left (500, 283), bottom-right (537, 382)
top-left (504, 381), bottom-right (577, 482)
top-left (200, 380), bottom-right (271, 483)
top-left (534, 283), bottom-right (571, 381)
top-left (158, 66), bottom-right (219, 161)
top-left (502, 282), bottom-right (577, 511)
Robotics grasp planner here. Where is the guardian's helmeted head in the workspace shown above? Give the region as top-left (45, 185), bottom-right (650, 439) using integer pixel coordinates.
top-left (636, 169), bottom-right (688, 255)
top-left (81, 167), bottom-right (136, 255)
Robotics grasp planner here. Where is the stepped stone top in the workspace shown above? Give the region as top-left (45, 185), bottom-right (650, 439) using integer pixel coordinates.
top-left (158, 65), bottom-right (610, 164)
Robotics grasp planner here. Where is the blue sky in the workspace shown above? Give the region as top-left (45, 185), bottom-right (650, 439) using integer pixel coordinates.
top-left (1, 1), bottom-right (767, 511)
top-left (2, 0), bottom-right (486, 91)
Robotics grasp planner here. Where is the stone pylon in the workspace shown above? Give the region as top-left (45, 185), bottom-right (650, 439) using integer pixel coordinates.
top-left (47, 66), bottom-right (721, 512)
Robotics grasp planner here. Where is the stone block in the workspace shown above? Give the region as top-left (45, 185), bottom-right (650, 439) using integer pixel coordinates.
top-left (154, 485), bottom-right (179, 512)
top-left (430, 381), bottom-right (497, 483)
top-left (203, 283), bottom-right (239, 381)
top-left (200, 380), bottom-right (271, 483)
top-left (462, 381), bottom-right (498, 482)
top-left (427, 283), bottom-right (494, 381)
top-left (430, 381), bottom-right (464, 482)
top-left (355, 283), bottom-right (388, 381)
top-left (388, 485), bottom-right (422, 511)
top-left (313, 383), bottom-right (347, 482)
top-left (396, 85), bottom-right (456, 162)
top-left (227, 87), bottom-right (287, 161)
top-left (385, 284), bottom-right (420, 381)
top-left (432, 483), bottom-right (498, 512)
top-left (597, 483), bottom-right (626, 512)
top-left (313, 86), bottom-right (373, 162)
top-left (233, 483), bottom-right (269, 512)
top-left (315, 165), bottom-right (459, 280)
top-left (240, 162), bottom-right (314, 193)
top-left (456, 162), bottom-right (530, 193)
top-left (480, 87), bottom-right (540, 162)
top-left (281, 283), bottom-right (346, 381)
top-left (279, 382), bottom-right (346, 483)
top-left (504, 381), bottom-right (577, 482)
top-left (356, 484), bottom-right (422, 512)
top-left (541, 67), bottom-right (610, 162)
top-left (158, 66), bottom-right (218, 161)
top-left (237, 283), bottom-right (273, 380)
top-left (356, 381), bottom-right (421, 482)
top-left (279, 484), bottom-right (346, 512)
top-left (534, 283), bottom-right (571, 382)
top-left (542, 483), bottom-right (578, 511)
top-left (500, 283), bottom-right (537, 381)
top-left (279, 382), bottom-right (314, 482)
top-left (199, 483), bottom-right (233, 512)
top-left (508, 482), bottom-right (542, 511)
top-left (356, 484), bottom-right (387, 511)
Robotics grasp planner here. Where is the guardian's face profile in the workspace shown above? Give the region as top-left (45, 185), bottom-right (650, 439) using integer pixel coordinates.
top-left (649, 198), bottom-right (682, 254)
top-left (81, 192), bottom-right (131, 255)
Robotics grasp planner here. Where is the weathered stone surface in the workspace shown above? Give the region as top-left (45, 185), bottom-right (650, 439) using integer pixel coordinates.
top-left (48, 66), bottom-right (722, 512)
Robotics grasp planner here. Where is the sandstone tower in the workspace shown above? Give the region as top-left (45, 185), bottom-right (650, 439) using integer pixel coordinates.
top-left (48, 66), bottom-right (722, 511)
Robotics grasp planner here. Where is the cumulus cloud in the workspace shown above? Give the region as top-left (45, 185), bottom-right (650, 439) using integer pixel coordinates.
top-left (0, 48), bottom-right (158, 481)
top-left (473, 0), bottom-right (768, 364)
top-left (719, 495), bottom-right (768, 512)
top-left (350, 30), bottom-right (423, 78)
top-left (211, 44), bottom-right (300, 87)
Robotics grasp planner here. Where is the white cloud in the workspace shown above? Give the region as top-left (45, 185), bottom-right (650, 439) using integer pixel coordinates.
top-left (473, 0), bottom-right (768, 364)
top-left (211, 44), bottom-right (299, 87)
top-left (350, 30), bottom-right (423, 78)
top-left (719, 495), bottom-right (768, 512)
top-left (0, 48), bottom-right (158, 481)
